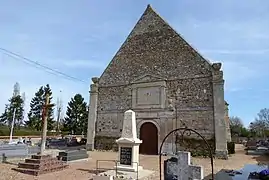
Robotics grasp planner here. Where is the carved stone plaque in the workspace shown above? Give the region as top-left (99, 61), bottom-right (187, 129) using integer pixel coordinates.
top-left (136, 86), bottom-right (161, 105)
top-left (131, 80), bottom-right (166, 109)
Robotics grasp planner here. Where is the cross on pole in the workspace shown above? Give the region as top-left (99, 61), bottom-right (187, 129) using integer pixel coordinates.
top-left (40, 93), bottom-right (54, 155)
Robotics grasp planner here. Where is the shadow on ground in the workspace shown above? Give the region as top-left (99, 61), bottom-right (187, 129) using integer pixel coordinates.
top-left (47, 145), bottom-right (86, 151)
top-left (77, 168), bottom-right (105, 175)
top-left (251, 154), bottom-right (269, 165)
top-left (203, 173), bottom-right (215, 180)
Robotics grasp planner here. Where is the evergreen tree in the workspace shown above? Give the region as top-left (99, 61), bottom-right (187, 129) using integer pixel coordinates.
top-left (26, 84), bottom-right (55, 131)
top-left (63, 94), bottom-right (88, 134)
top-left (0, 95), bottom-right (24, 128)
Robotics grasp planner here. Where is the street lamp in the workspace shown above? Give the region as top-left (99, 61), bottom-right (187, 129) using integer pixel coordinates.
top-left (168, 95), bottom-right (187, 154)
top-left (168, 97), bottom-right (180, 154)
top-left (75, 113), bottom-right (83, 135)
top-left (250, 122), bottom-right (255, 138)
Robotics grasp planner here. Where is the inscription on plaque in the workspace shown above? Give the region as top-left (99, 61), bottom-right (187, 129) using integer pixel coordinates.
top-left (136, 86), bottom-right (161, 105)
top-left (120, 147), bottom-right (132, 165)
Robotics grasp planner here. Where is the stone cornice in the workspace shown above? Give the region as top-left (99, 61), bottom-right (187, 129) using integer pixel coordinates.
top-left (98, 75), bottom-right (212, 88)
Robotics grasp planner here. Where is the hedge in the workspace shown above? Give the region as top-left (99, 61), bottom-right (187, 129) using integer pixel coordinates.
top-left (0, 127), bottom-right (68, 137)
top-left (227, 141), bottom-right (235, 154)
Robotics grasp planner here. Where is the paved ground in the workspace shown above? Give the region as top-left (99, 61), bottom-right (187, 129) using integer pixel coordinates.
top-left (0, 144), bottom-right (268, 180)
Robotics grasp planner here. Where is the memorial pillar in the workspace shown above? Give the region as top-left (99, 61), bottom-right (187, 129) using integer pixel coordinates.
top-left (86, 77), bottom-right (99, 151)
top-left (116, 110), bottom-right (142, 172)
top-left (212, 63), bottom-right (228, 159)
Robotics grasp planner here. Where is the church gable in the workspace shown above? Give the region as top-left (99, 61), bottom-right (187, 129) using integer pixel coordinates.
top-left (131, 74), bottom-right (166, 84)
top-left (99, 5), bottom-right (214, 86)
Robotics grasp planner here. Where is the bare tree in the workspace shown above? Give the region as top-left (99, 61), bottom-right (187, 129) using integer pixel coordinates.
top-left (249, 108), bottom-right (269, 137)
top-left (257, 108), bottom-right (269, 127)
top-left (229, 116), bottom-right (244, 136)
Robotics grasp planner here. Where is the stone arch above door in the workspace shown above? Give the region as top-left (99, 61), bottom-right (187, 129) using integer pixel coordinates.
top-left (137, 120), bottom-right (161, 135)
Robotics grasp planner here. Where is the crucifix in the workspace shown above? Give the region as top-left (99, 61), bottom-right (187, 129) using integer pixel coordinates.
top-left (40, 93), bottom-right (54, 155)
top-left (144, 92), bottom-right (151, 101)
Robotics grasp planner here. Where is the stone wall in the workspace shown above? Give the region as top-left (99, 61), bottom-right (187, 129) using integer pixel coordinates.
top-left (96, 76), bottom-right (215, 139)
top-left (92, 5), bottom-right (228, 156)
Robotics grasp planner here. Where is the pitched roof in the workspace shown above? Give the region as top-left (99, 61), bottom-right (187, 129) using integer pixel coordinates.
top-left (99, 4), bottom-right (214, 85)
top-left (127, 4), bottom-right (213, 65)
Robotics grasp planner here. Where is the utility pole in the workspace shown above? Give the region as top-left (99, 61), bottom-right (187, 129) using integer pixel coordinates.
top-left (9, 108), bottom-right (16, 144)
top-left (56, 107), bottom-right (61, 133)
top-left (56, 91), bottom-right (62, 133)
top-left (40, 93), bottom-right (53, 155)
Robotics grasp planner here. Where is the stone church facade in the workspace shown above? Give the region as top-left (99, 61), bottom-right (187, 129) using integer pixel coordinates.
top-left (87, 5), bottom-right (231, 158)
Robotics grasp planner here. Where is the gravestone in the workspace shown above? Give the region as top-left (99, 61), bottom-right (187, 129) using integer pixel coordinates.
top-left (245, 140), bottom-right (257, 150)
top-left (115, 110), bottom-right (142, 172)
top-left (164, 151), bottom-right (203, 180)
top-left (57, 149), bottom-right (88, 162)
top-left (0, 144), bottom-right (28, 160)
top-left (47, 139), bottom-right (67, 148)
top-left (215, 164), bottom-right (269, 180)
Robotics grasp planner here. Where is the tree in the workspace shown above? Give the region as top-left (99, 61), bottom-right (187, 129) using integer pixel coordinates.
top-left (0, 95), bottom-right (24, 128)
top-left (229, 116), bottom-right (244, 137)
top-left (249, 108), bottom-right (269, 137)
top-left (256, 108), bottom-right (269, 127)
top-left (62, 94), bottom-right (88, 135)
top-left (240, 127), bottom-right (249, 137)
top-left (26, 84), bottom-right (55, 131)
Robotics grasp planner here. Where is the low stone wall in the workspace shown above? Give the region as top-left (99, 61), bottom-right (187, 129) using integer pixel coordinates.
top-left (0, 138), bottom-right (41, 145)
top-left (94, 136), bottom-right (119, 151)
top-left (94, 135), bottom-right (216, 156)
top-left (175, 138), bottom-right (215, 157)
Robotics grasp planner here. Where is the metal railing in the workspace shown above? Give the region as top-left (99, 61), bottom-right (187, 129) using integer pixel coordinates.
top-left (96, 160), bottom-right (139, 179)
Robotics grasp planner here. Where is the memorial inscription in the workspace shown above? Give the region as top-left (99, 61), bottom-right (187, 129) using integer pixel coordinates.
top-left (120, 147), bottom-right (132, 165)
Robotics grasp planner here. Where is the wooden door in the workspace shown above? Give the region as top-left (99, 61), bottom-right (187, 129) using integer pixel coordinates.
top-left (139, 122), bottom-right (158, 155)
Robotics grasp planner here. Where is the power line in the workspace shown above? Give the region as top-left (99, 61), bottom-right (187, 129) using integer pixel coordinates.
top-left (3, 52), bottom-right (82, 83)
top-left (0, 47), bottom-right (87, 83)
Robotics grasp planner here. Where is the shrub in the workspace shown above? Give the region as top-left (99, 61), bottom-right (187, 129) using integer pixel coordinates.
top-left (0, 126), bottom-right (68, 137)
top-left (227, 141), bottom-right (235, 154)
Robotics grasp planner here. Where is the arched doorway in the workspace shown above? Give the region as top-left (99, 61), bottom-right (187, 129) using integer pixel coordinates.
top-left (139, 122), bottom-right (158, 155)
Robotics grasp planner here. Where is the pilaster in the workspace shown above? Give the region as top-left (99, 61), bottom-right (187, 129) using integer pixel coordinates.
top-left (86, 77), bottom-right (99, 151)
top-left (212, 63), bottom-right (228, 159)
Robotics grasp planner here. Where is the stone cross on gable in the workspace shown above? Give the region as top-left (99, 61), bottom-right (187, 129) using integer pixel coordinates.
top-left (164, 151), bottom-right (204, 180)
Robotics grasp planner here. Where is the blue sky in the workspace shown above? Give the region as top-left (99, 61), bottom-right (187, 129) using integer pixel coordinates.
top-left (0, 0), bottom-right (268, 126)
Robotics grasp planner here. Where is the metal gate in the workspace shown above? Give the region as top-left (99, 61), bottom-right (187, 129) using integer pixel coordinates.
top-left (159, 127), bottom-right (214, 180)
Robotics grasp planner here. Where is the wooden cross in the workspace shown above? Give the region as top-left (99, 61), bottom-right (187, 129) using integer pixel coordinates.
top-left (40, 93), bottom-right (54, 155)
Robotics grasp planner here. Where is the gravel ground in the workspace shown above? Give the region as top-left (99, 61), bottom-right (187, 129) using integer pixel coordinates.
top-left (0, 144), bottom-right (268, 180)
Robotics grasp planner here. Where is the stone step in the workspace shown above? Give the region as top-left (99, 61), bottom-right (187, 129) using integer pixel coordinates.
top-left (31, 154), bottom-right (51, 160)
top-left (25, 157), bottom-right (58, 164)
top-left (18, 161), bottom-right (64, 169)
top-left (12, 167), bottom-right (39, 176)
top-left (25, 158), bottom-right (41, 164)
top-left (12, 164), bottom-right (69, 176)
top-left (18, 162), bottom-right (40, 169)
